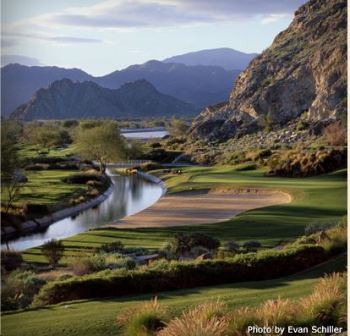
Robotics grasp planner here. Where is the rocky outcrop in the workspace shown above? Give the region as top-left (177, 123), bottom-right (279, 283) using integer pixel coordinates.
top-left (10, 78), bottom-right (197, 120)
top-left (191, 0), bottom-right (347, 141)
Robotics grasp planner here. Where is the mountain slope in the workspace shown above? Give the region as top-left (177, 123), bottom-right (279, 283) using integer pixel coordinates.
top-left (1, 49), bottom-right (246, 117)
top-left (191, 0), bottom-right (347, 140)
top-left (95, 60), bottom-right (240, 108)
top-left (1, 64), bottom-right (93, 117)
top-left (10, 79), bottom-right (196, 120)
top-left (163, 48), bottom-right (257, 70)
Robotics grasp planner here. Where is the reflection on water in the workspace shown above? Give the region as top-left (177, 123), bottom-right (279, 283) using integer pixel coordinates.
top-left (2, 174), bottom-right (163, 251)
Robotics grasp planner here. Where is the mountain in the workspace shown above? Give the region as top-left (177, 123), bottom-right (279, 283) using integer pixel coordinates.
top-left (163, 48), bottom-right (257, 70)
top-left (2, 60), bottom-right (240, 117)
top-left (10, 78), bottom-right (197, 120)
top-left (95, 60), bottom-right (240, 108)
top-left (1, 64), bottom-right (93, 117)
top-left (191, 0), bottom-right (347, 141)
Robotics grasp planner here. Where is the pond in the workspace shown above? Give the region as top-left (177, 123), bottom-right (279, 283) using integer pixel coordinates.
top-left (2, 173), bottom-right (163, 251)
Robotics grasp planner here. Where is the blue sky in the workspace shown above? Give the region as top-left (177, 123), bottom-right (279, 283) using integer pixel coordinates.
top-left (1, 0), bottom-right (307, 75)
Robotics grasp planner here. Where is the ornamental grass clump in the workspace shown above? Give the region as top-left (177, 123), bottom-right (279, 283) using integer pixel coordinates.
top-left (157, 301), bottom-right (229, 336)
top-left (298, 273), bottom-right (347, 327)
top-left (117, 297), bottom-right (169, 336)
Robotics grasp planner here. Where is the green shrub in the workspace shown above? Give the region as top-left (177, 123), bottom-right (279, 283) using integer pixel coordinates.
top-left (41, 239), bottom-right (64, 267)
top-left (2, 270), bottom-right (46, 311)
top-left (224, 241), bottom-right (240, 252)
top-left (69, 253), bottom-right (107, 275)
top-left (168, 233), bottom-right (220, 256)
top-left (243, 240), bottom-right (262, 251)
top-left (1, 250), bottom-right (23, 272)
top-left (99, 241), bottom-right (124, 253)
top-left (33, 245), bottom-right (326, 306)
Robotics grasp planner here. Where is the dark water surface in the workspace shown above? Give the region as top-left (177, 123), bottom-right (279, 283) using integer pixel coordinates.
top-left (2, 173), bottom-right (163, 251)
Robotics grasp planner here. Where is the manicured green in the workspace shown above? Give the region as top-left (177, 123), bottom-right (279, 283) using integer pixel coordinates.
top-left (2, 254), bottom-right (346, 336)
top-left (1, 170), bottom-right (87, 206)
top-left (23, 167), bottom-right (347, 263)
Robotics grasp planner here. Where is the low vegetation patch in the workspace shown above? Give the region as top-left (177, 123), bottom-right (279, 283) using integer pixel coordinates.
top-left (33, 245), bottom-right (326, 306)
top-left (120, 272), bottom-right (346, 336)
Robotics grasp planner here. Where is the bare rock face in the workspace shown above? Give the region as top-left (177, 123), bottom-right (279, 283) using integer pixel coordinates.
top-left (191, 0), bottom-right (347, 141)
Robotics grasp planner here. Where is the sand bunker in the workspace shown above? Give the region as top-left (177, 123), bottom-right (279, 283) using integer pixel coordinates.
top-left (108, 189), bottom-right (291, 228)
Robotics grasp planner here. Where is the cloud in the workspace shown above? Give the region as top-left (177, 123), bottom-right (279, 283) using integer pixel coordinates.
top-left (1, 54), bottom-right (43, 67)
top-left (2, 31), bottom-right (103, 45)
top-left (7, 0), bottom-right (307, 30)
top-left (261, 14), bottom-right (289, 24)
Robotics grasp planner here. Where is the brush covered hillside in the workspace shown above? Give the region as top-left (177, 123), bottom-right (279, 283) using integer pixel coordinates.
top-left (10, 78), bottom-right (196, 120)
top-left (191, 0), bottom-right (347, 140)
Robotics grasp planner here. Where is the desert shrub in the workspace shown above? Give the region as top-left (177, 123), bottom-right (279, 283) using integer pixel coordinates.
top-left (2, 270), bottom-right (46, 310)
top-left (69, 253), bottom-right (107, 275)
top-left (33, 245), bottom-right (326, 306)
top-left (305, 220), bottom-right (337, 235)
top-left (224, 241), bottom-right (240, 252)
top-left (158, 301), bottom-right (228, 336)
top-left (242, 240), bottom-right (261, 251)
top-left (41, 239), bottom-right (64, 267)
top-left (117, 297), bottom-right (169, 336)
top-left (99, 241), bottom-right (124, 253)
top-left (111, 256), bottom-right (136, 270)
top-left (267, 147), bottom-right (347, 177)
top-left (62, 120), bottom-right (79, 128)
top-left (168, 233), bottom-right (220, 256)
top-left (1, 250), bottom-right (23, 272)
top-left (323, 121), bottom-right (347, 146)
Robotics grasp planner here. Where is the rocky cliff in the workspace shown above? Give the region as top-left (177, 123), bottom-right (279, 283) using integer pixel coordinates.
top-left (191, 0), bottom-right (347, 141)
top-left (10, 79), bottom-right (196, 120)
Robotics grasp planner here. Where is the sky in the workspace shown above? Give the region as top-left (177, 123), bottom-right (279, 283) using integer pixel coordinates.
top-left (1, 0), bottom-right (307, 75)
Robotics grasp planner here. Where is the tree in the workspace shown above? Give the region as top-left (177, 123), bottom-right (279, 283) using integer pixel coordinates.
top-left (23, 123), bottom-right (70, 153)
top-left (167, 117), bottom-right (189, 137)
top-left (1, 121), bottom-right (24, 214)
top-left (75, 121), bottom-right (126, 173)
top-left (42, 240), bottom-right (64, 267)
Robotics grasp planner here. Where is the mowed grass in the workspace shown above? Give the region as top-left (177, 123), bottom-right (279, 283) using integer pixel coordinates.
top-left (23, 167), bottom-right (347, 263)
top-left (1, 170), bottom-right (87, 206)
top-left (2, 144), bottom-right (84, 206)
top-left (2, 254), bottom-right (346, 336)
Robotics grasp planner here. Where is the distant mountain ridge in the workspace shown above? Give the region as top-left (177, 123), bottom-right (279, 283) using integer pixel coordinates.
top-left (163, 48), bottom-right (257, 70)
top-left (1, 47), bottom-right (255, 117)
top-left (11, 78), bottom-right (197, 120)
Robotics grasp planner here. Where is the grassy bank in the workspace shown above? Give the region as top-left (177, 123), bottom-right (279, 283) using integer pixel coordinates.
top-left (2, 254), bottom-right (346, 336)
top-left (23, 167), bottom-right (347, 264)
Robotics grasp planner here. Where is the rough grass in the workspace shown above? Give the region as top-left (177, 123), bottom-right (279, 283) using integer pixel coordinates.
top-left (1, 254), bottom-right (346, 336)
top-left (23, 167), bottom-right (347, 264)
